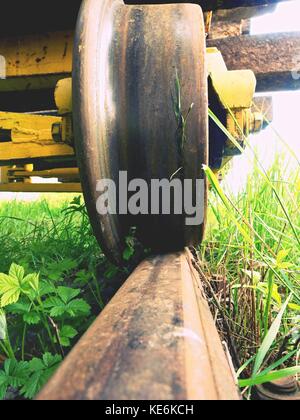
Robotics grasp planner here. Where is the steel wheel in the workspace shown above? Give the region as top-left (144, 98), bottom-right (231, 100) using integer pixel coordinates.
top-left (73, 0), bottom-right (208, 264)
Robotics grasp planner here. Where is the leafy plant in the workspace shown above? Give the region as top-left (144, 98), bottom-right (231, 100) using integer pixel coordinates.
top-left (58, 326), bottom-right (78, 347)
top-left (0, 196), bottom-right (109, 400)
top-left (0, 263), bottom-right (39, 307)
top-left (0, 353), bottom-right (61, 399)
top-left (43, 287), bottom-right (90, 318)
top-left (0, 359), bottom-right (29, 400)
top-left (0, 262), bottom-right (94, 399)
top-left (21, 353), bottom-right (62, 399)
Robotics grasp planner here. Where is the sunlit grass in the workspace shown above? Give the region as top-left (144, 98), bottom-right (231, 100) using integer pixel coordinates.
top-left (199, 110), bottom-right (300, 397)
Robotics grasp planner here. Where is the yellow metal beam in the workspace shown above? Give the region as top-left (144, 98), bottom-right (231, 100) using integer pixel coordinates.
top-left (0, 111), bottom-right (74, 160)
top-left (0, 143), bottom-right (74, 161)
top-left (0, 165), bottom-right (80, 193)
top-left (10, 168), bottom-right (79, 179)
top-left (0, 111), bottom-right (69, 142)
top-left (206, 47), bottom-right (265, 170)
top-left (207, 47), bottom-right (256, 109)
top-left (0, 167), bottom-right (9, 183)
top-left (0, 31), bottom-right (73, 91)
top-left (55, 78), bottom-right (72, 114)
top-left (0, 183), bottom-right (82, 193)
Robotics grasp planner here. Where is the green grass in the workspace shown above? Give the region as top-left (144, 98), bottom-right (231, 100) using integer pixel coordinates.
top-left (0, 197), bottom-right (100, 277)
top-left (0, 196), bottom-right (136, 399)
top-left (199, 112), bottom-right (300, 397)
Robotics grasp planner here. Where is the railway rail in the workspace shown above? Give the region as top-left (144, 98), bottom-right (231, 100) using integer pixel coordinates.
top-left (38, 251), bottom-right (240, 400)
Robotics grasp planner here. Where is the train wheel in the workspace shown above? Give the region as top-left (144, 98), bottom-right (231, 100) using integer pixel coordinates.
top-left (73, 0), bottom-right (208, 264)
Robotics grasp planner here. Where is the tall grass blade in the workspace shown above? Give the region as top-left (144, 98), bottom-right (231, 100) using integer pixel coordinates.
top-left (239, 366), bottom-right (300, 388)
top-left (252, 294), bottom-right (291, 377)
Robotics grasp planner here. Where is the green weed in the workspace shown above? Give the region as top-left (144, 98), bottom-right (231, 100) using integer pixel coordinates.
top-left (200, 109), bottom-right (300, 398)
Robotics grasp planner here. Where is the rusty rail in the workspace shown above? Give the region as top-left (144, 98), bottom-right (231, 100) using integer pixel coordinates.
top-left (38, 251), bottom-right (239, 400)
top-left (207, 32), bottom-right (300, 92)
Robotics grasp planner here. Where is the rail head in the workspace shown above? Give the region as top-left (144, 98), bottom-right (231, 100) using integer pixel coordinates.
top-left (38, 251), bottom-right (239, 400)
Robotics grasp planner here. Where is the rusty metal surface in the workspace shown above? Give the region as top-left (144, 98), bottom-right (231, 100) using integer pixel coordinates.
top-left (207, 5), bottom-right (276, 39)
top-left (73, 0), bottom-right (208, 264)
top-left (38, 251), bottom-right (239, 400)
top-left (207, 33), bottom-right (300, 92)
top-left (211, 5), bottom-right (276, 22)
top-left (255, 377), bottom-right (300, 400)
